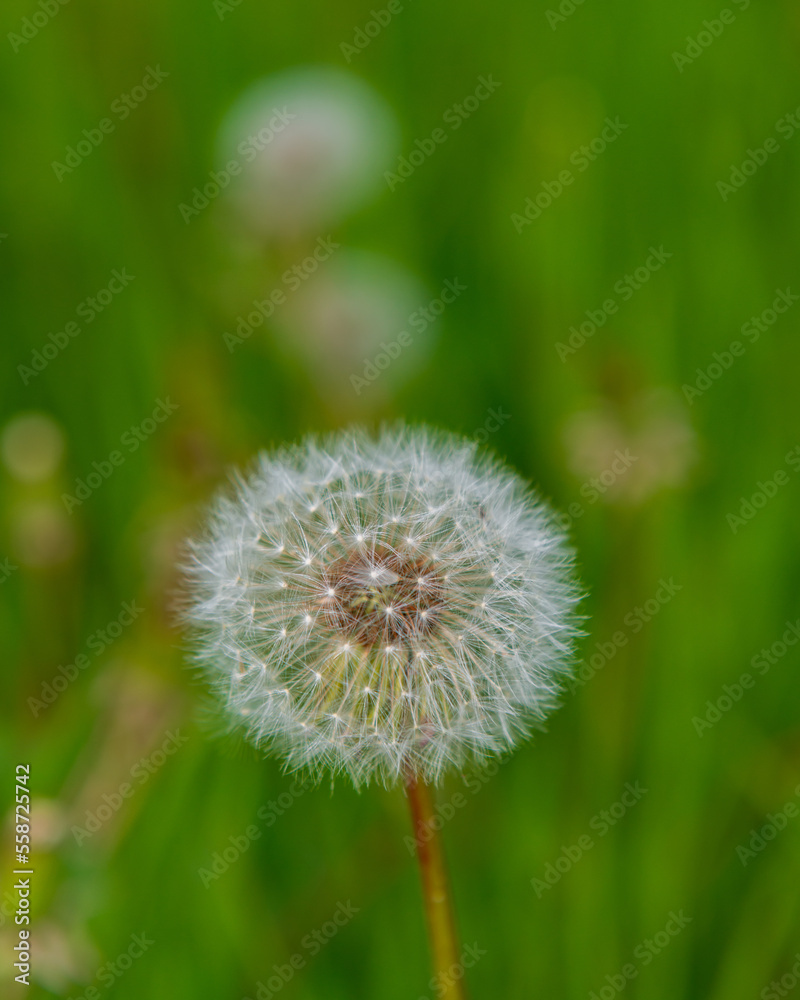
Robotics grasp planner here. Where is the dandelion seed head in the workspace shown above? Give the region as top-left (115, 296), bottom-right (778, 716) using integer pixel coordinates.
top-left (218, 67), bottom-right (399, 239)
top-left (182, 426), bottom-right (581, 787)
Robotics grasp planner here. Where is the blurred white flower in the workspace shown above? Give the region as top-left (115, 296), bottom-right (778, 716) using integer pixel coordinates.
top-left (19, 921), bottom-right (97, 994)
top-left (1, 412), bottom-right (64, 483)
top-left (273, 250), bottom-right (434, 403)
top-left (218, 67), bottom-right (399, 239)
top-left (12, 500), bottom-right (77, 567)
top-left (182, 427), bottom-right (581, 787)
top-left (28, 798), bottom-right (68, 849)
top-left (564, 389), bottom-right (696, 505)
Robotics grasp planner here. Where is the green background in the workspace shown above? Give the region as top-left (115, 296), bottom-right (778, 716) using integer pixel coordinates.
top-left (2, 0), bottom-right (800, 997)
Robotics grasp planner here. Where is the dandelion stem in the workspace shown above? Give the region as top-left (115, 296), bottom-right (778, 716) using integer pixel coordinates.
top-left (405, 775), bottom-right (466, 999)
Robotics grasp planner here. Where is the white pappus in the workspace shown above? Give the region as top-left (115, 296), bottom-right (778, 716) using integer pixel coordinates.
top-left (182, 426), bottom-right (582, 787)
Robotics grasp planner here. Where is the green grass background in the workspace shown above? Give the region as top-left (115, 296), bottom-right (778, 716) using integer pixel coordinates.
top-left (2, 0), bottom-right (800, 997)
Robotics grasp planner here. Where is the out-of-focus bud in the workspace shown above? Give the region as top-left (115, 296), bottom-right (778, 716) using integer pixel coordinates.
top-left (1, 412), bottom-right (65, 483)
top-left (274, 250), bottom-right (437, 405)
top-left (28, 798), bottom-right (69, 850)
top-left (27, 921), bottom-right (97, 994)
top-left (12, 500), bottom-right (77, 567)
top-left (564, 389), bottom-right (696, 505)
top-left (218, 67), bottom-right (399, 240)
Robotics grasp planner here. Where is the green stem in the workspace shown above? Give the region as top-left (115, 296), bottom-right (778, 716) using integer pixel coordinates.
top-left (405, 775), bottom-right (467, 999)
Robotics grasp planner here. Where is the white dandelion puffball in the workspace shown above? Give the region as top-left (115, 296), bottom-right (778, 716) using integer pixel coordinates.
top-left (273, 250), bottom-right (434, 401)
top-left (183, 428), bottom-right (581, 787)
top-left (217, 67), bottom-right (399, 238)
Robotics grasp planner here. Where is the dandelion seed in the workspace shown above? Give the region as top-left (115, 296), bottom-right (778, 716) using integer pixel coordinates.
top-left (217, 67), bottom-right (399, 239)
top-left (182, 426), bottom-right (581, 788)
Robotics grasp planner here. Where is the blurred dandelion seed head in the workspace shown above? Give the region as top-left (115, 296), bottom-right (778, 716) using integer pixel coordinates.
top-left (182, 427), bottom-right (581, 786)
top-left (564, 389), bottom-right (696, 505)
top-left (218, 67), bottom-right (399, 239)
top-left (2, 411), bottom-right (65, 483)
top-left (274, 250), bottom-right (432, 401)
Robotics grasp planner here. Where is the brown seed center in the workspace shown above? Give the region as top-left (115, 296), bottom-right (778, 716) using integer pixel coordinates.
top-left (323, 548), bottom-right (444, 648)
